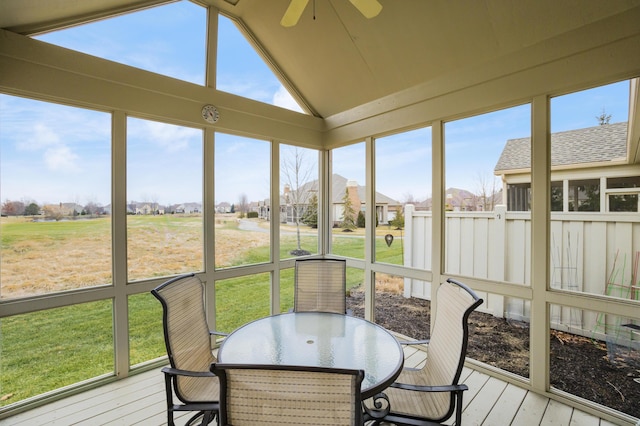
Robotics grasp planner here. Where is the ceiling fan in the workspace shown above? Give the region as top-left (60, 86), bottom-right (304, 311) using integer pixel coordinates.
top-left (281, 0), bottom-right (383, 27)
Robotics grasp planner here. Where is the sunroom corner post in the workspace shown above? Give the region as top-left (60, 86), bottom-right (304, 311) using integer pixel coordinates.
top-left (112, 110), bottom-right (130, 378)
top-left (364, 136), bottom-right (375, 321)
top-left (431, 120), bottom-right (445, 324)
top-left (204, 130), bottom-right (217, 329)
top-left (270, 140), bottom-right (281, 315)
top-left (205, 5), bottom-right (218, 89)
top-left (319, 148), bottom-right (330, 255)
top-left (530, 94), bottom-right (551, 393)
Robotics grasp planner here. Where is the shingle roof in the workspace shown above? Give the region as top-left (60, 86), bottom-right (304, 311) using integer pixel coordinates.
top-left (494, 122), bottom-right (628, 173)
top-left (291, 173), bottom-right (399, 205)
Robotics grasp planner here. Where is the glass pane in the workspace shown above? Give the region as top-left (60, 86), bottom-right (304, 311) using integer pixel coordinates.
top-left (0, 95), bottom-right (112, 299)
top-left (445, 104), bottom-right (531, 285)
top-left (217, 15), bottom-right (304, 112)
top-left (550, 81), bottom-right (638, 301)
top-left (280, 145), bottom-right (319, 259)
top-left (609, 194), bottom-right (638, 212)
top-left (214, 133), bottom-right (271, 268)
top-left (568, 179), bottom-right (599, 211)
top-left (550, 181), bottom-right (563, 211)
top-left (215, 272), bottom-right (271, 332)
top-left (129, 293), bottom-right (165, 367)
top-left (127, 118), bottom-right (203, 281)
top-left (331, 143), bottom-right (365, 259)
top-left (608, 176), bottom-right (639, 212)
top-left (0, 301), bottom-right (114, 407)
top-left (34, 1), bottom-right (207, 85)
top-left (506, 183), bottom-right (531, 211)
top-left (550, 305), bottom-right (640, 418)
top-left (375, 127), bottom-right (431, 266)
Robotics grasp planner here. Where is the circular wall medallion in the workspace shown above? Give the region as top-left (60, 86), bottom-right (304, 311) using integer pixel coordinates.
top-left (201, 104), bottom-right (219, 123)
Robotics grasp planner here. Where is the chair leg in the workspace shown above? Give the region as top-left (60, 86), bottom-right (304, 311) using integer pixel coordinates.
top-left (164, 374), bottom-right (176, 426)
top-left (454, 390), bottom-right (464, 425)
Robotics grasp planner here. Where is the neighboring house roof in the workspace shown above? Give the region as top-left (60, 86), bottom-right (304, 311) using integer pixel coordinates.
top-left (417, 188), bottom-right (502, 210)
top-left (494, 122), bottom-right (628, 173)
top-left (271, 173), bottom-right (399, 207)
top-left (330, 174), bottom-right (399, 205)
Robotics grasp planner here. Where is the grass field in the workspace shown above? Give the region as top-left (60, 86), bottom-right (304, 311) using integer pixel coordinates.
top-left (0, 214), bottom-right (403, 407)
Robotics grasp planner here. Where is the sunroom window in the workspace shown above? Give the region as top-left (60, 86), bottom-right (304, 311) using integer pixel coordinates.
top-left (33, 1), bottom-right (207, 85)
top-left (0, 95), bottom-right (112, 299)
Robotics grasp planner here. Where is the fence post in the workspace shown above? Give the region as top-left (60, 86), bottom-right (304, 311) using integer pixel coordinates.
top-left (403, 204), bottom-right (414, 298)
top-left (491, 204), bottom-right (506, 318)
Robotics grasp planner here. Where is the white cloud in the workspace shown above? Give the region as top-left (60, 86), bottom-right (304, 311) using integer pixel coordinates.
top-left (145, 121), bottom-right (197, 152)
top-left (273, 85), bottom-right (304, 113)
top-left (44, 145), bottom-right (81, 172)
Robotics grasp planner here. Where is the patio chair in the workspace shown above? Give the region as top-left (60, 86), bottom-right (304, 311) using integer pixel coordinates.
top-left (151, 273), bottom-right (228, 426)
top-left (365, 278), bottom-right (482, 425)
top-left (211, 363), bottom-right (365, 425)
top-left (294, 258), bottom-right (350, 314)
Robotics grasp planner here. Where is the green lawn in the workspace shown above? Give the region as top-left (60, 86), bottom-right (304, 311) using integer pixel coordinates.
top-left (0, 216), bottom-right (402, 407)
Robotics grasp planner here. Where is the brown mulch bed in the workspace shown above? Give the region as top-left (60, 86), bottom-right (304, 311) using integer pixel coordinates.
top-left (346, 288), bottom-right (640, 418)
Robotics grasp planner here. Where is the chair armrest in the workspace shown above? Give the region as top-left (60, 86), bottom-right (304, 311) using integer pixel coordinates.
top-left (161, 366), bottom-right (216, 378)
top-left (210, 330), bottom-right (228, 337)
top-left (390, 382), bottom-right (468, 393)
top-left (397, 338), bottom-right (430, 346)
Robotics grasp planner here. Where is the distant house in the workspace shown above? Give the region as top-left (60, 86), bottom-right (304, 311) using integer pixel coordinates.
top-left (417, 188), bottom-right (502, 212)
top-left (494, 122), bottom-right (639, 212)
top-left (258, 173), bottom-right (400, 226)
top-left (216, 202), bottom-right (232, 213)
top-left (174, 202), bottom-right (201, 214)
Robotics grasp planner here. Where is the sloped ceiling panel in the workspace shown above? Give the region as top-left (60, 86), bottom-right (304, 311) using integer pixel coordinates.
top-left (1, 0), bottom-right (640, 118)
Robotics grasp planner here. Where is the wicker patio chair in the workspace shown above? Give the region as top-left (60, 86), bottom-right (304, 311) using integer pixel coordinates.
top-left (294, 258), bottom-right (350, 314)
top-left (365, 278), bottom-right (483, 425)
top-left (211, 363), bottom-right (365, 425)
top-left (151, 273), bottom-right (228, 426)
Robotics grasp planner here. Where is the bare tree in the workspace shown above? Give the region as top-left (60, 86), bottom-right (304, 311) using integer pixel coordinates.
top-left (1, 200), bottom-right (25, 216)
top-left (281, 147), bottom-right (316, 255)
top-left (151, 193), bottom-right (159, 215)
top-left (43, 203), bottom-right (64, 221)
top-left (237, 193), bottom-right (249, 218)
top-left (596, 108), bottom-right (612, 125)
top-left (475, 172), bottom-right (500, 211)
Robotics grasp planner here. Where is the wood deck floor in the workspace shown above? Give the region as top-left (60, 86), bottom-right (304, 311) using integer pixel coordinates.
top-left (3, 346), bottom-right (627, 426)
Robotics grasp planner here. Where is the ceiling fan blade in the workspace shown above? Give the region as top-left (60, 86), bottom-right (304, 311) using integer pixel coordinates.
top-left (281, 0), bottom-right (310, 27)
top-left (349, 0), bottom-right (382, 19)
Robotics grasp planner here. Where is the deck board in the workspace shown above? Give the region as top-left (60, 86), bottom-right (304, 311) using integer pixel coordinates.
top-left (1, 350), bottom-right (630, 426)
top-left (481, 383), bottom-right (528, 425)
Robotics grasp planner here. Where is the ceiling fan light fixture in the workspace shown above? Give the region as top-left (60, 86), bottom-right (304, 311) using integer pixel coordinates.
top-left (349, 0), bottom-right (382, 19)
top-left (281, 0), bottom-right (310, 27)
top-left (281, 0), bottom-right (382, 27)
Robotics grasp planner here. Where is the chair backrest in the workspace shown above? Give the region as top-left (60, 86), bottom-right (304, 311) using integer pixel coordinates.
top-left (151, 273), bottom-right (217, 402)
top-left (294, 258), bottom-right (347, 314)
top-left (422, 278), bottom-right (483, 419)
top-left (212, 363), bottom-right (364, 426)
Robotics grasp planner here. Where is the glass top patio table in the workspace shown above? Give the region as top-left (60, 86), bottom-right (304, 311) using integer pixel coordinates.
top-left (217, 311), bottom-right (404, 399)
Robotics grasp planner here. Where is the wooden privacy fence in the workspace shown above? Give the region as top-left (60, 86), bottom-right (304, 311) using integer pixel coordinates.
top-left (402, 204), bottom-right (640, 346)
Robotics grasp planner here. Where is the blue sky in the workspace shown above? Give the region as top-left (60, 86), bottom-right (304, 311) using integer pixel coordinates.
top-left (0, 0), bottom-right (632, 207)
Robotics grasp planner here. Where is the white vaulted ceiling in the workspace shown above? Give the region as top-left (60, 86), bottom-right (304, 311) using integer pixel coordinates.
top-left (2, 0), bottom-right (640, 120)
